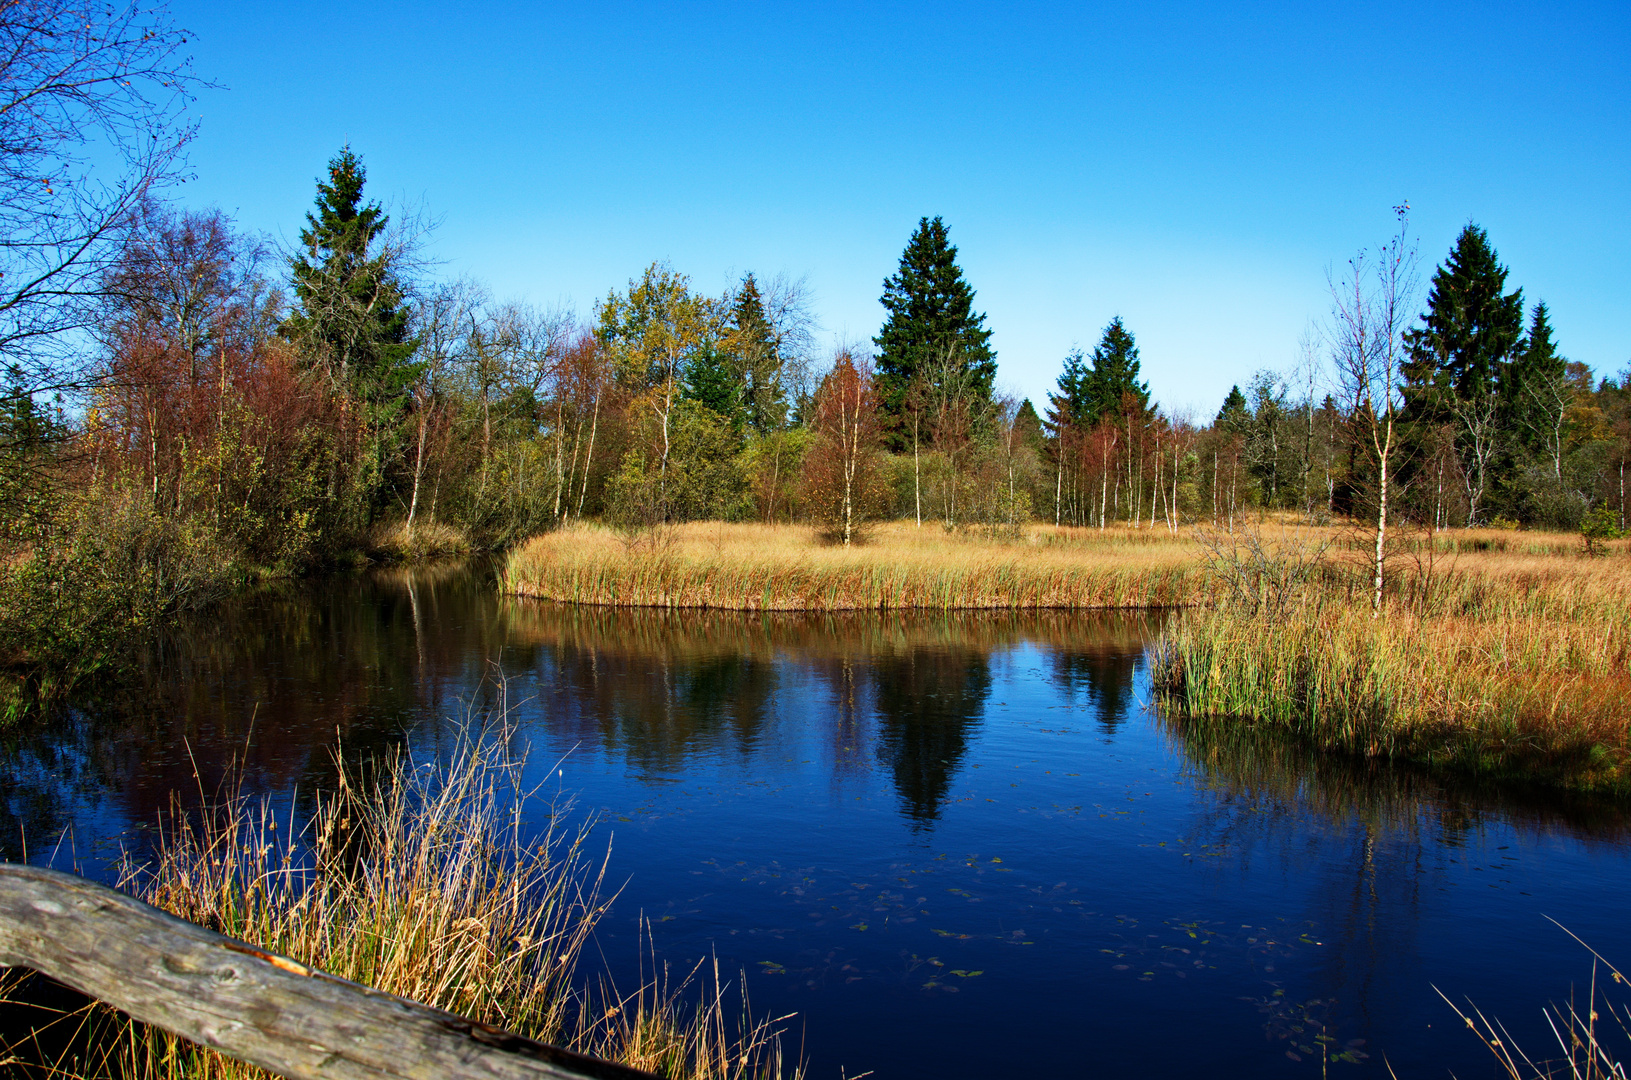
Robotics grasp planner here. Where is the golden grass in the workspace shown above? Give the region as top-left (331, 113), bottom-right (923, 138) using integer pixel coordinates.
top-left (504, 520), bottom-right (1212, 610)
top-left (365, 517), bottom-right (474, 562)
top-left (1154, 525), bottom-right (1631, 789)
top-left (2, 729), bottom-right (801, 1080)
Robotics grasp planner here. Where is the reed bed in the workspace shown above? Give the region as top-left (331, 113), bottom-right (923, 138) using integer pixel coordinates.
top-left (1154, 527), bottom-right (1631, 790)
top-left (1, 732), bottom-right (801, 1080)
top-left (504, 520), bottom-right (1212, 611)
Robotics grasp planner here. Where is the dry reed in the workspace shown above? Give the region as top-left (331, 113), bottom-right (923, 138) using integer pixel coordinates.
top-left (1, 726), bottom-right (802, 1080)
top-left (1155, 526), bottom-right (1631, 789)
top-left (504, 520), bottom-right (1211, 610)
top-left (1439, 926), bottom-right (1631, 1080)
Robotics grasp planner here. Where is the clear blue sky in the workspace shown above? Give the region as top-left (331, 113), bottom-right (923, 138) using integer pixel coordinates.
top-left (170, 0), bottom-right (1629, 415)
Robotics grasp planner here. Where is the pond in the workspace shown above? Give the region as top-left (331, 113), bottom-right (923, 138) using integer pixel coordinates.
top-left (5, 562), bottom-right (1631, 1078)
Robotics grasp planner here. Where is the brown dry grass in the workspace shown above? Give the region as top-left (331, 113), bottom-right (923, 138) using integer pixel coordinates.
top-left (504, 520), bottom-right (1212, 610)
top-left (1155, 523), bottom-right (1631, 789)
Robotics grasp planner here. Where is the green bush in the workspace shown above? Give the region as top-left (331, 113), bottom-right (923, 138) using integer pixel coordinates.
top-left (1580, 505), bottom-right (1624, 556)
top-left (0, 491), bottom-right (237, 719)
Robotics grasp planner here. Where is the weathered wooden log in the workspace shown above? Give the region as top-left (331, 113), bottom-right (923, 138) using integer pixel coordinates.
top-left (0, 863), bottom-right (656, 1080)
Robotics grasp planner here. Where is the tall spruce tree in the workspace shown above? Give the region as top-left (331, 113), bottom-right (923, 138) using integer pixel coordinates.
top-left (873, 217), bottom-right (996, 448)
top-left (1046, 346), bottom-right (1093, 432)
top-left (1082, 317), bottom-right (1150, 420)
top-left (1504, 301), bottom-right (1569, 473)
top-left (1215, 385), bottom-right (1249, 433)
top-left (1400, 223), bottom-right (1525, 523)
top-left (726, 273), bottom-right (787, 434)
top-left (1401, 223), bottom-right (1524, 416)
top-left (284, 147), bottom-right (419, 408)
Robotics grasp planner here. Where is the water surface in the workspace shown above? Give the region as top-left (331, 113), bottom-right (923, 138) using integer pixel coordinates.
top-left (5, 563), bottom-right (1630, 1078)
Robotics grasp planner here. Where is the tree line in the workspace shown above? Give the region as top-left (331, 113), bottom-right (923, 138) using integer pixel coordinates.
top-left (0, 0), bottom-right (1625, 597)
top-left (5, 150), bottom-right (1629, 585)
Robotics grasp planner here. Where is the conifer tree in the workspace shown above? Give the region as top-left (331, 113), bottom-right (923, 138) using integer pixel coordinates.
top-left (726, 273), bottom-right (787, 434)
top-left (1400, 223), bottom-right (1524, 523)
top-left (682, 344), bottom-right (745, 430)
top-left (1401, 223), bottom-right (1524, 415)
top-left (284, 147), bottom-right (419, 408)
top-left (1505, 301), bottom-right (1570, 476)
top-left (1082, 317), bottom-right (1150, 420)
top-left (1014, 399), bottom-right (1044, 450)
top-left (1215, 385), bottom-right (1249, 433)
top-left (873, 217), bottom-right (996, 447)
top-left (1046, 347), bottom-right (1093, 433)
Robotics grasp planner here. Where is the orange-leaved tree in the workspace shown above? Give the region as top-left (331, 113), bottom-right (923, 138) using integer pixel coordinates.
top-left (802, 348), bottom-right (885, 545)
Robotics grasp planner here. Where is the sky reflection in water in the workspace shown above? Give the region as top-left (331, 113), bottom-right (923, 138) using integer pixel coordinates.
top-left (5, 563), bottom-right (1631, 1079)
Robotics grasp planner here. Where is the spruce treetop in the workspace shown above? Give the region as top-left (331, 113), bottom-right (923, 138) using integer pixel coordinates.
top-left (1083, 316), bottom-right (1150, 421)
top-left (1402, 222), bottom-right (1524, 409)
top-left (1046, 346), bottom-right (1092, 432)
top-left (1216, 384), bottom-right (1249, 432)
top-left (285, 146), bottom-right (417, 404)
top-left (726, 272), bottom-right (787, 433)
top-left (873, 216), bottom-right (996, 443)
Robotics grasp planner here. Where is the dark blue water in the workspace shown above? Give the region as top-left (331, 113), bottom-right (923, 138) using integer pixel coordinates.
top-left (5, 563), bottom-right (1630, 1078)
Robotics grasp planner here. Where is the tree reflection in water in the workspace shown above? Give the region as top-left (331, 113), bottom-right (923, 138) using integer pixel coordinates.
top-left (870, 646), bottom-right (990, 829)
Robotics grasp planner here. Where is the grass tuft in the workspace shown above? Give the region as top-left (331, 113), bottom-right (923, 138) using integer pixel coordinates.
top-left (1, 726), bottom-right (802, 1079)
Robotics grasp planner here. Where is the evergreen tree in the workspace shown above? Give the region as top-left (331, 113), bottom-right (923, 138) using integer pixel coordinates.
top-left (873, 217), bottom-right (996, 447)
top-left (0, 364), bottom-right (58, 453)
top-left (1046, 347), bottom-right (1093, 433)
top-left (1504, 301), bottom-right (1570, 471)
top-left (1082, 317), bottom-right (1150, 420)
top-left (1014, 398), bottom-right (1044, 450)
top-left (1400, 224), bottom-right (1525, 523)
top-left (1402, 223), bottom-right (1524, 416)
top-left (284, 147), bottom-right (419, 408)
top-left (726, 273), bottom-right (787, 434)
top-left (1215, 385), bottom-right (1249, 433)
top-left (682, 344), bottom-right (745, 430)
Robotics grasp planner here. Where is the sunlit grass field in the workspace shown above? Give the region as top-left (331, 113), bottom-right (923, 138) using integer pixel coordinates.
top-left (504, 520), bottom-right (1212, 610)
top-left (1154, 524), bottom-right (1631, 789)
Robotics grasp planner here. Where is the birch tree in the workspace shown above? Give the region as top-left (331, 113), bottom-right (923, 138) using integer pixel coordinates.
top-left (1328, 206), bottom-right (1418, 614)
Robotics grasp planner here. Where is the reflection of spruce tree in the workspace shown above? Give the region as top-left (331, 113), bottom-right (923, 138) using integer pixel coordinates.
top-left (671, 655), bottom-right (774, 756)
top-left (1049, 648), bottom-right (1140, 735)
top-left (872, 648), bottom-right (991, 828)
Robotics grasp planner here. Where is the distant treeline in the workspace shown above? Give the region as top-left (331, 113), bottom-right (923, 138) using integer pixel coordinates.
top-left (5, 149), bottom-right (1629, 578)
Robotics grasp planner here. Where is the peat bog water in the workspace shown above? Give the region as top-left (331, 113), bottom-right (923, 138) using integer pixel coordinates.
top-left (6, 562), bottom-right (1631, 1078)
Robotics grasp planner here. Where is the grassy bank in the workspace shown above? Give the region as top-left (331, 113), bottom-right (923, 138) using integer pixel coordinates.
top-left (1154, 527), bottom-right (1631, 791)
top-left (504, 520), bottom-right (1212, 610)
top-left (1, 735), bottom-right (801, 1079)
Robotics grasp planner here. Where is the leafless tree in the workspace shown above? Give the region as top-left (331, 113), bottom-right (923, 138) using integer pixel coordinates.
top-left (404, 277), bottom-right (482, 530)
top-left (1451, 387), bottom-right (1500, 525)
top-left (1328, 206), bottom-right (1418, 614)
top-left (1517, 364), bottom-right (1573, 482)
top-left (0, 0), bottom-right (203, 396)
top-left (758, 270), bottom-right (819, 416)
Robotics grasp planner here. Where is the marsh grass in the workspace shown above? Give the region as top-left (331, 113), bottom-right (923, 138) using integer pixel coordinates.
top-left (1155, 525), bottom-right (1631, 789)
top-left (1438, 927), bottom-right (1631, 1080)
top-left (0, 726), bottom-right (802, 1080)
top-left (365, 517), bottom-right (473, 562)
top-left (505, 520), bottom-right (1211, 610)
